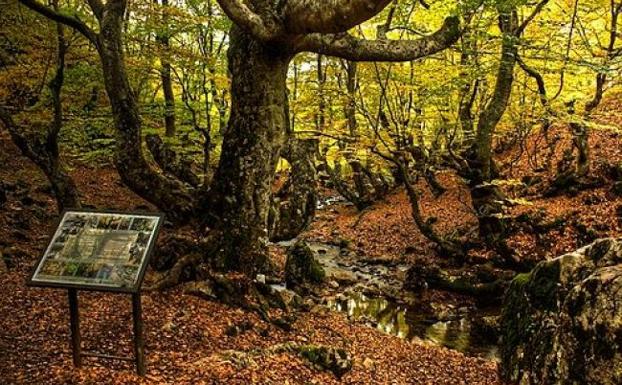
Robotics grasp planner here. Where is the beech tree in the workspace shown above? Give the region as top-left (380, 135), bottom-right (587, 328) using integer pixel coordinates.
top-left (201, 0), bottom-right (462, 274)
top-left (17, 0), bottom-right (461, 276)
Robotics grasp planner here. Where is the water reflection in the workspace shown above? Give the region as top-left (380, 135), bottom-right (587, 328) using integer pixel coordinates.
top-left (327, 293), bottom-right (499, 361)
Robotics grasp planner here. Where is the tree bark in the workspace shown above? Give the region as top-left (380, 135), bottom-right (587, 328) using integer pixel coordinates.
top-left (204, 25), bottom-right (292, 274)
top-left (465, 8), bottom-right (520, 248)
top-left (268, 138), bottom-right (318, 241)
top-left (95, 2), bottom-right (195, 221)
top-left (156, 0), bottom-right (176, 137)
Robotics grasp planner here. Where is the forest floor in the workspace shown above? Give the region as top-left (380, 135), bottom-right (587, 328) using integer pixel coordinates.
top-left (2, 96), bottom-right (622, 385)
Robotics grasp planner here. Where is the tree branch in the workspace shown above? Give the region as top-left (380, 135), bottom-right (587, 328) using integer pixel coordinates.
top-left (295, 16), bottom-right (461, 62)
top-left (517, 0), bottom-right (550, 35)
top-left (282, 0), bottom-right (392, 34)
top-left (215, 0), bottom-right (278, 41)
top-left (86, 0), bottom-right (104, 21)
top-left (17, 0), bottom-right (98, 44)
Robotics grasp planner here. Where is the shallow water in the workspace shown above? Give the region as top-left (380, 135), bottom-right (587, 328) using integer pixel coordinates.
top-left (326, 292), bottom-right (500, 361)
top-left (275, 236), bottom-right (500, 361)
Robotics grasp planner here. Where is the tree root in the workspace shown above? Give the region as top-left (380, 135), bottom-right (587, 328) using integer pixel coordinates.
top-left (405, 263), bottom-right (514, 305)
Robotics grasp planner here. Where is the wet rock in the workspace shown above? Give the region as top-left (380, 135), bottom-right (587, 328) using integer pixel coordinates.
top-left (429, 302), bottom-right (458, 322)
top-left (285, 240), bottom-right (325, 289)
top-left (271, 286), bottom-right (302, 310)
top-left (298, 345), bottom-right (352, 378)
top-left (501, 238), bottom-right (622, 385)
top-left (471, 315), bottom-right (500, 344)
top-left (330, 270), bottom-right (357, 286)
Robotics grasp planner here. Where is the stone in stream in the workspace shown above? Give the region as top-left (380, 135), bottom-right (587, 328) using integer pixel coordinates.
top-left (500, 238), bottom-right (622, 385)
top-left (285, 240), bottom-right (325, 289)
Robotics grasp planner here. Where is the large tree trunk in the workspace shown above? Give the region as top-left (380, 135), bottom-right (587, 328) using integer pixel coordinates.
top-left (205, 26), bottom-right (292, 274)
top-left (96, 7), bottom-right (195, 221)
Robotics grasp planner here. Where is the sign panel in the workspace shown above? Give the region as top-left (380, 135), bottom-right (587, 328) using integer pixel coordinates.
top-left (29, 210), bottom-right (163, 292)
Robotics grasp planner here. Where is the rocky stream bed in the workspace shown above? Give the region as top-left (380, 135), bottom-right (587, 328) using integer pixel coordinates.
top-left (275, 237), bottom-right (500, 361)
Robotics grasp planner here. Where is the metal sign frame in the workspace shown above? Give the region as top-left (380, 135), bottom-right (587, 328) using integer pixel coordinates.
top-left (27, 209), bottom-right (164, 376)
top-left (28, 209), bottom-right (164, 293)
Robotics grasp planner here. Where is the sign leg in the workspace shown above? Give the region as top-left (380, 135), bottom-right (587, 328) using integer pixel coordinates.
top-left (132, 292), bottom-right (146, 376)
top-left (67, 288), bottom-right (82, 368)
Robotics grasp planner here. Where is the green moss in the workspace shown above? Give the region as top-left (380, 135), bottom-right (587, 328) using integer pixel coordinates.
top-left (285, 241), bottom-right (325, 286)
top-left (528, 260), bottom-right (561, 311)
top-left (512, 272), bottom-right (532, 286)
top-left (298, 345), bottom-right (352, 378)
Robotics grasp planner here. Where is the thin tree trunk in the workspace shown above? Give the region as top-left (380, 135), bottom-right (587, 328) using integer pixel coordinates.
top-left (467, 7), bottom-right (521, 250)
top-left (0, 12), bottom-right (80, 211)
top-left (156, 0), bottom-right (176, 137)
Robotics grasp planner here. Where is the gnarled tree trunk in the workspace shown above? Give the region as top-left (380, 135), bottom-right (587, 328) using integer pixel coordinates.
top-left (204, 26), bottom-right (292, 274)
top-left (269, 138), bottom-right (318, 241)
top-left (95, 4), bottom-right (195, 221)
top-left (466, 7), bottom-right (520, 249)
top-left (0, 12), bottom-right (80, 212)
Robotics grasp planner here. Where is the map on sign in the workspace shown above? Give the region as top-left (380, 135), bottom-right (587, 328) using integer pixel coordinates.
top-left (29, 210), bottom-right (163, 292)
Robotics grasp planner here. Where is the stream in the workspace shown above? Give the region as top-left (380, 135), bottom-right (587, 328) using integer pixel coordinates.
top-left (277, 238), bottom-right (500, 361)
top-left (325, 292), bottom-right (499, 361)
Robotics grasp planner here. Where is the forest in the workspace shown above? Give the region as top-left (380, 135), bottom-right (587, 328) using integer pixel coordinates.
top-left (1, 0), bottom-right (622, 383)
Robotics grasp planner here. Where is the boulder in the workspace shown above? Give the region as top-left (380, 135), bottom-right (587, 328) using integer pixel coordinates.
top-left (285, 240), bottom-right (325, 289)
top-left (500, 238), bottom-right (622, 385)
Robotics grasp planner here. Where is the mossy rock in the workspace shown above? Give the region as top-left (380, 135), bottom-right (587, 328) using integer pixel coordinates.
top-left (285, 240), bottom-right (325, 288)
top-left (298, 345), bottom-right (352, 378)
top-left (500, 238), bottom-right (622, 385)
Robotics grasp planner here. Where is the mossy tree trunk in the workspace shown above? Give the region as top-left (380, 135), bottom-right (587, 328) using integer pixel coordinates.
top-left (465, 2), bottom-right (549, 250)
top-left (204, 26), bottom-right (292, 274)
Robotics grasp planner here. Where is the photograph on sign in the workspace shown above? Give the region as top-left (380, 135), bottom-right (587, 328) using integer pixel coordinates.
top-left (30, 211), bottom-right (162, 290)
